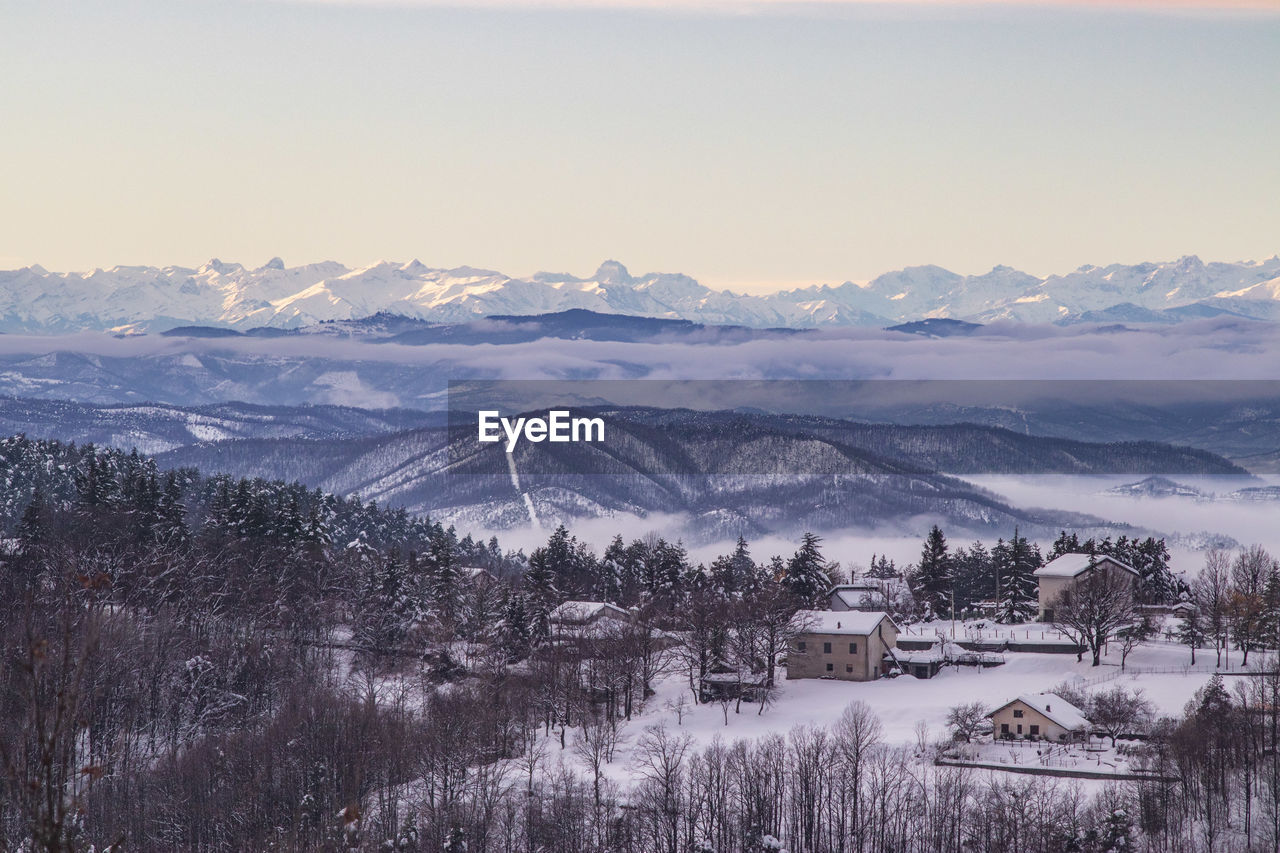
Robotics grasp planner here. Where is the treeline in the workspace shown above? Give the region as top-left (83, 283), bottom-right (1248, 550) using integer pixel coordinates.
top-left (2, 434), bottom-right (516, 564)
top-left (1183, 546), bottom-right (1280, 667)
top-left (0, 437), bottom-right (839, 850)
top-left (903, 524), bottom-right (1182, 623)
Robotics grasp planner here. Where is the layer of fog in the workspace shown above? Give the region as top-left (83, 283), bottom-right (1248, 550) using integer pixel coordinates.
top-left (1, 317), bottom-right (1279, 409)
top-left (477, 473), bottom-right (1280, 584)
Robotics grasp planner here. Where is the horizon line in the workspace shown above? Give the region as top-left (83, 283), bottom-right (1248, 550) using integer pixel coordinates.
top-left (5, 252), bottom-right (1279, 299)
top-left (285, 0), bottom-right (1280, 14)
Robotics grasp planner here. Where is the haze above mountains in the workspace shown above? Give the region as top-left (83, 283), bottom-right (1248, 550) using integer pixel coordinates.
top-left (3, 254), bottom-right (1280, 333)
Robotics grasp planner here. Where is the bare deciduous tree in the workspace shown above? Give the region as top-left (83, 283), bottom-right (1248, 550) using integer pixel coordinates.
top-left (946, 701), bottom-right (989, 743)
top-left (1051, 561), bottom-right (1136, 666)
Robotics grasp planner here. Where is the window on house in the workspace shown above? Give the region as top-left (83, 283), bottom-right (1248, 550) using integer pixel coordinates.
top-left (846, 664), bottom-right (853, 673)
top-left (1013, 710), bottom-right (1024, 718)
top-left (826, 663), bottom-right (834, 672)
top-left (1030, 725), bottom-right (1040, 736)
top-left (1001, 724), bottom-right (1009, 734)
top-left (823, 642), bottom-right (832, 654)
top-left (1016, 724), bottom-right (1023, 734)
top-left (798, 641), bottom-right (806, 652)
top-left (849, 642), bottom-right (858, 654)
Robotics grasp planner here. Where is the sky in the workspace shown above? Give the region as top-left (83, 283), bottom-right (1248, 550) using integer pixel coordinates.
top-left (1, 0), bottom-right (1277, 293)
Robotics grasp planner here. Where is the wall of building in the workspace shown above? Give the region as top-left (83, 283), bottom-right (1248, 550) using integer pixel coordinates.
top-left (990, 701), bottom-right (1072, 741)
top-left (788, 621), bottom-right (897, 681)
top-left (1037, 576), bottom-right (1071, 620)
top-left (1038, 563), bottom-right (1137, 621)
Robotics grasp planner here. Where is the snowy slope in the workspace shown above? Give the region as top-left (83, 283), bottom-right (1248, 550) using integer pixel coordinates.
top-left (3, 255), bottom-right (1280, 332)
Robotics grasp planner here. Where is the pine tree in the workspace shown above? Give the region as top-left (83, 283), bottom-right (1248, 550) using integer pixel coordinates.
top-left (645, 538), bottom-right (688, 604)
top-left (952, 541), bottom-right (991, 614)
top-left (597, 534), bottom-right (628, 603)
top-left (784, 532), bottom-right (829, 606)
top-left (1174, 602), bottom-right (1206, 664)
top-left (868, 554), bottom-right (899, 579)
top-left (1048, 530), bottom-right (1082, 560)
top-left (443, 826), bottom-right (467, 853)
top-left (524, 549), bottom-right (557, 645)
top-left (428, 534), bottom-right (461, 626)
top-left (356, 547), bottom-right (411, 654)
top-left (74, 444), bottom-right (113, 509)
top-left (910, 525), bottom-right (953, 618)
top-left (730, 536), bottom-right (756, 594)
top-left (1100, 807), bottom-right (1133, 852)
top-left (500, 592), bottom-right (532, 661)
top-left (154, 471), bottom-right (188, 543)
top-left (1125, 536), bottom-right (1178, 604)
top-left (17, 489), bottom-right (45, 548)
top-left (997, 528), bottom-right (1041, 624)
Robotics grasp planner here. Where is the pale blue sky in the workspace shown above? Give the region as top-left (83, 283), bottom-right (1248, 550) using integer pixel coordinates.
top-left (1, 0), bottom-right (1276, 291)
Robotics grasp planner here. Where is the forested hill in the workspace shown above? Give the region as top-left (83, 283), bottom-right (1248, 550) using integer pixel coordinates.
top-left (146, 407), bottom-right (1244, 538)
top-left (0, 434), bottom-right (512, 569)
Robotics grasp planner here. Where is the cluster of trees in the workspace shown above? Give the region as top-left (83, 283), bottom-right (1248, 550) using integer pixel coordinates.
top-left (0, 438), bottom-right (844, 850)
top-left (902, 524), bottom-right (1180, 626)
top-left (1048, 531), bottom-right (1184, 605)
top-left (3, 435), bottom-right (515, 570)
top-left (908, 525), bottom-right (1044, 622)
top-left (1181, 546), bottom-right (1280, 667)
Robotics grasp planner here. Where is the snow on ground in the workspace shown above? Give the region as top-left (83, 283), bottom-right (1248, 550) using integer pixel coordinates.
top-left (948, 738), bottom-right (1147, 778)
top-left (574, 636), bottom-right (1220, 790)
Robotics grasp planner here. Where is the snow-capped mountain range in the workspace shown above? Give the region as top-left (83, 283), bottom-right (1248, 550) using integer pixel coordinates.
top-left (3, 254), bottom-right (1279, 333)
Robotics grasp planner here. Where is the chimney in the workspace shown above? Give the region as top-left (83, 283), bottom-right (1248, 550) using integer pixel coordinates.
top-left (837, 621), bottom-right (842, 629)
top-left (1046, 704), bottom-right (1052, 712)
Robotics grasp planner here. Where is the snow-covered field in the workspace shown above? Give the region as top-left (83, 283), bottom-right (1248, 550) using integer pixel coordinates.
top-left (531, 633), bottom-right (1223, 790)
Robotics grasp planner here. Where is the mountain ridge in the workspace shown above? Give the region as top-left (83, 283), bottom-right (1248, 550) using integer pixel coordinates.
top-left (3, 254), bottom-right (1280, 333)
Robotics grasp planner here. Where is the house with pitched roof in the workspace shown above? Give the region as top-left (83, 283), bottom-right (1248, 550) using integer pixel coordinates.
top-left (788, 610), bottom-right (899, 681)
top-left (989, 692), bottom-right (1092, 742)
top-left (1035, 553), bottom-right (1139, 621)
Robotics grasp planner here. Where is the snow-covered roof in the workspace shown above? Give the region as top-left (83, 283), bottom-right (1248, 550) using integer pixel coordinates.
top-left (990, 693), bottom-right (1091, 731)
top-left (887, 646), bottom-right (944, 664)
top-left (833, 579), bottom-right (882, 592)
top-left (549, 600), bottom-right (629, 624)
top-left (794, 610), bottom-right (897, 636)
top-left (884, 639), bottom-right (967, 664)
top-left (1035, 553), bottom-right (1138, 579)
top-left (830, 588), bottom-right (878, 608)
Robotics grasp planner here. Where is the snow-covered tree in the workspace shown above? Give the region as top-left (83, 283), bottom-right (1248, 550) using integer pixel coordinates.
top-left (909, 525), bottom-right (953, 618)
top-left (996, 528), bottom-right (1040, 624)
top-left (783, 532), bottom-right (828, 606)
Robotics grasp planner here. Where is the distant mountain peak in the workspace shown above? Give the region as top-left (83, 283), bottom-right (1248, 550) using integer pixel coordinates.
top-left (593, 260), bottom-right (633, 285)
top-left (2, 254), bottom-right (1279, 333)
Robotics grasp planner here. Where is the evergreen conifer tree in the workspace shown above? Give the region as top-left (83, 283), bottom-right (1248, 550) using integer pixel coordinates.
top-left (910, 525), bottom-right (953, 618)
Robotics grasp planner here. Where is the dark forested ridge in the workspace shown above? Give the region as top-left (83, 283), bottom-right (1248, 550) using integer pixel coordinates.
top-left (0, 397), bottom-right (438, 454)
top-left (146, 406), bottom-right (1242, 538)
